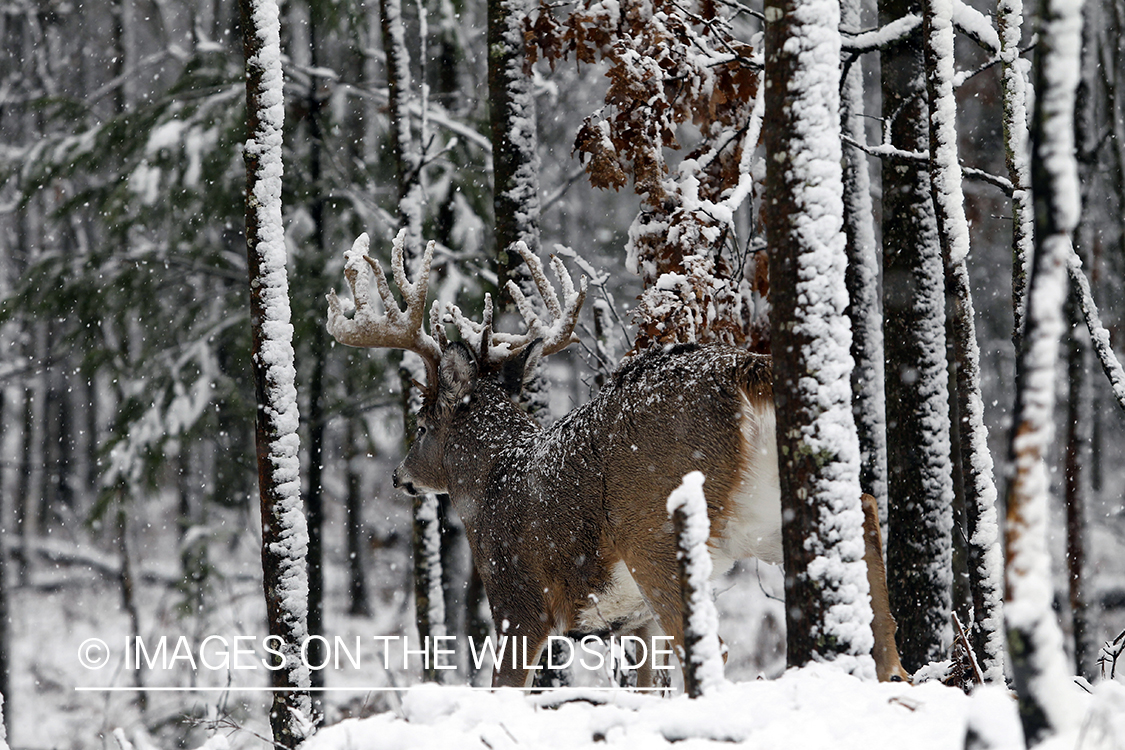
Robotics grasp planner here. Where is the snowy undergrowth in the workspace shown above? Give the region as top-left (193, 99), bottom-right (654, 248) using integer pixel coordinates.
top-left (297, 664), bottom-right (1117, 750)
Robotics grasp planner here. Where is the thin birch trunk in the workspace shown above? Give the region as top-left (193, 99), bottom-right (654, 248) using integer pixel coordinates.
top-left (923, 0), bottom-right (1004, 682)
top-left (379, 0), bottom-right (449, 670)
top-left (240, 0), bottom-right (312, 743)
top-left (998, 0), bottom-right (1034, 348)
top-left (840, 0), bottom-right (889, 517)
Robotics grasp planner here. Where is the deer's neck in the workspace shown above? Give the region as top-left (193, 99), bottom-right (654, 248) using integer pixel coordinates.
top-left (443, 386), bottom-right (541, 512)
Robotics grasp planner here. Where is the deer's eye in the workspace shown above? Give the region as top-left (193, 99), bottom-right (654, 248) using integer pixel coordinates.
top-left (417, 426), bottom-right (427, 437)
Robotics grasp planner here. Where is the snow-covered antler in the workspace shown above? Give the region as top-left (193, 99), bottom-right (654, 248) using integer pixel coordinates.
top-left (326, 230), bottom-right (443, 389)
top-left (445, 242), bottom-right (588, 365)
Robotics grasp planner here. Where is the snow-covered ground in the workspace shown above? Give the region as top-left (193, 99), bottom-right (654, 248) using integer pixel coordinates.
top-left (299, 666), bottom-right (1123, 750)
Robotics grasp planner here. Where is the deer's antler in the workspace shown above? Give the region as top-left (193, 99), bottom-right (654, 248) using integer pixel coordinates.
top-left (326, 230), bottom-right (442, 389)
top-left (446, 242), bottom-right (588, 364)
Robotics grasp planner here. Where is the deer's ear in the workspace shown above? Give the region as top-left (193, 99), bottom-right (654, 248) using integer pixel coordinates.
top-left (499, 339), bottom-right (543, 396)
top-left (437, 342), bottom-right (477, 413)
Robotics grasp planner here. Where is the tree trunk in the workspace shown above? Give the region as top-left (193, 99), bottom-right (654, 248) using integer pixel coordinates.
top-left (379, 0), bottom-right (424, 256)
top-left (345, 420), bottom-right (371, 617)
top-left (1004, 0), bottom-right (1085, 736)
top-left (240, 0), bottom-right (313, 743)
top-left (998, 0), bottom-right (1034, 349)
top-left (300, 3), bottom-right (329, 692)
top-left (1064, 280), bottom-right (1092, 680)
top-left (923, 0), bottom-right (1004, 681)
top-left (841, 0), bottom-right (889, 518)
top-left (670, 473), bottom-right (724, 698)
top-left (880, 0), bottom-right (954, 673)
top-left (488, 0), bottom-right (541, 291)
top-left (117, 504), bottom-right (146, 713)
top-left (0, 391), bottom-right (9, 740)
top-left (765, 0), bottom-right (874, 674)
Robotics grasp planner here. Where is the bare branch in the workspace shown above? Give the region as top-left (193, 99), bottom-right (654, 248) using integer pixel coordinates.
top-left (1067, 250), bottom-right (1125, 414)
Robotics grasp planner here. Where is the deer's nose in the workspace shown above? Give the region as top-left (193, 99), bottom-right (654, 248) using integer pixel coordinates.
top-left (392, 468), bottom-right (401, 488)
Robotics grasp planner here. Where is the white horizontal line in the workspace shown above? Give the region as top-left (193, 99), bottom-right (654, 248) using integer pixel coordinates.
top-left (75, 686), bottom-right (668, 693)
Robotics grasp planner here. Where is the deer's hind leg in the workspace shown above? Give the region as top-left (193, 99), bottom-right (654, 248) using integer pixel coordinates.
top-left (861, 493), bottom-right (911, 683)
top-left (618, 538), bottom-right (688, 673)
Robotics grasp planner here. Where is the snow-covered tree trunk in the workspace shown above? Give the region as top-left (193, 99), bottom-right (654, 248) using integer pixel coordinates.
top-left (840, 0), bottom-right (888, 516)
top-left (668, 472), bottom-right (724, 698)
top-left (400, 366), bottom-right (448, 683)
top-left (378, 0), bottom-right (450, 666)
top-left (998, 0), bottom-right (1034, 348)
top-left (380, 0), bottom-right (424, 257)
top-left (239, 0), bottom-right (312, 743)
top-left (880, 0), bottom-right (954, 673)
top-left (764, 0), bottom-right (875, 676)
top-left (1004, 0), bottom-right (1084, 736)
top-left (488, 0), bottom-right (541, 291)
top-left (923, 0), bottom-right (1004, 683)
top-left (488, 0), bottom-right (553, 425)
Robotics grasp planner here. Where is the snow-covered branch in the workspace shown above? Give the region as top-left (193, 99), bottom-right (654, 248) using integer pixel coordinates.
top-left (1066, 250), bottom-right (1125, 414)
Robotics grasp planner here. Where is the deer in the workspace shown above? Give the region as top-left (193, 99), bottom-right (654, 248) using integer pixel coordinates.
top-left (327, 231), bottom-right (911, 688)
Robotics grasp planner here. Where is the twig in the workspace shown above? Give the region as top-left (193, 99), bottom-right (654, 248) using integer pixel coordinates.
top-left (1067, 250), bottom-right (1125, 416)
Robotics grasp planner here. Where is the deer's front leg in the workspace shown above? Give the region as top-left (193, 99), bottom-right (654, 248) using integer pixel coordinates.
top-left (488, 595), bottom-right (552, 688)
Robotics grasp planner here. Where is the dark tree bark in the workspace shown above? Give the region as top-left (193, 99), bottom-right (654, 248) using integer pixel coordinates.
top-left (297, 2), bottom-right (329, 692)
top-left (1066, 0), bottom-right (1099, 682)
top-left (117, 504), bottom-right (145, 713)
top-left (345, 420), bottom-right (371, 617)
top-left (765, 0), bottom-right (874, 674)
top-left (1064, 281), bottom-right (1092, 681)
top-left (880, 0), bottom-right (954, 673)
top-left (240, 0), bottom-right (312, 743)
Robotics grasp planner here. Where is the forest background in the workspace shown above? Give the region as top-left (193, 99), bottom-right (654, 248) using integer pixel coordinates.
top-left (0, 0), bottom-right (1123, 746)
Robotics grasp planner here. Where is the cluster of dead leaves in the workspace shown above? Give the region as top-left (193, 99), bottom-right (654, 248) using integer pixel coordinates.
top-left (525, 0), bottom-right (766, 351)
top-left (525, 0), bottom-right (758, 203)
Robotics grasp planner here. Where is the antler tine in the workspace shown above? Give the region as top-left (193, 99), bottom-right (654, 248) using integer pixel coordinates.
top-left (430, 299), bottom-right (448, 352)
top-left (504, 247), bottom-right (588, 356)
top-left (512, 241), bottom-right (562, 317)
top-left (479, 293), bottom-right (494, 364)
top-left (326, 230), bottom-right (442, 386)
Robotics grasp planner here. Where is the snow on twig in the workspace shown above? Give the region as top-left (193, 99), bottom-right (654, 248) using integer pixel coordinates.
top-left (1066, 250), bottom-right (1125, 414)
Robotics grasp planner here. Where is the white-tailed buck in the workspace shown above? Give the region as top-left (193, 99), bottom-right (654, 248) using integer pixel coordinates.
top-left (328, 233), bottom-right (910, 688)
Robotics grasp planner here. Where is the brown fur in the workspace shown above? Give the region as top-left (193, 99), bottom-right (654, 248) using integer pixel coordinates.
top-left (394, 343), bottom-right (907, 688)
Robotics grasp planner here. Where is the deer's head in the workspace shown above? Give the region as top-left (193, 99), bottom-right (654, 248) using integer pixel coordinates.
top-left (326, 230), bottom-right (585, 495)
top-left (392, 340), bottom-right (543, 497)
